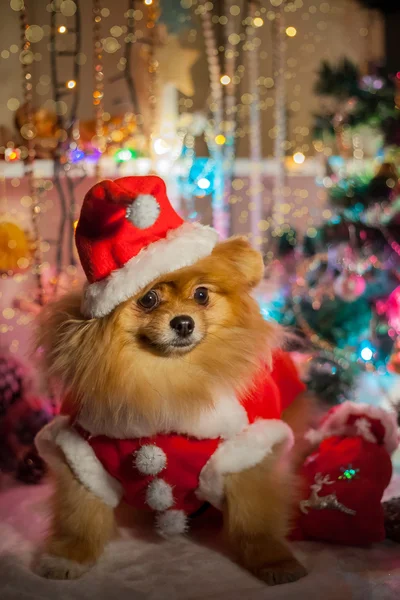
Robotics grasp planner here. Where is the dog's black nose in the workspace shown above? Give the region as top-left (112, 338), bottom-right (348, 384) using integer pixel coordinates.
top-left (170, 315), bottom-right (195, 337)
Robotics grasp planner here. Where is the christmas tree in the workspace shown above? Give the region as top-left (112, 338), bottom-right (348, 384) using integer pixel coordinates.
top-left (261, 57), bottom-right (400, 410)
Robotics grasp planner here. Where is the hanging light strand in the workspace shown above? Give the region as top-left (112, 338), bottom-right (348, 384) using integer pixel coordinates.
top-left (92, 0), bottom-right (105, 179)
top-left (272, 0), bottom-right (287, 238)
top-left (19, 6), bottom-right (44, 305)
top-left (199, 0), bottom-right (226, 237)
top-left (220, 0), bottom-right (238, 240)
top-left (248, 0), bottom-right (263, 251)
top-left (146, 0), bottom-right (160, 155)
top-left (199, 2), bottom-right (223, 141)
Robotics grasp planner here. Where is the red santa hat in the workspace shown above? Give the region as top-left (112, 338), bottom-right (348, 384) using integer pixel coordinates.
top-left (75, 176), bottom-right (219, 318)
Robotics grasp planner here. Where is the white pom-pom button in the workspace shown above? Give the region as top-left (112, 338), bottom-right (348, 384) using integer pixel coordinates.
top-left (126, 194), bottom-right (160, 229)
top-left (146, 478), bottom-right (174, 511)
top-left (135, 444), bottom-right (167, 475)
top-left (156, 509), bottom-right (188, 537)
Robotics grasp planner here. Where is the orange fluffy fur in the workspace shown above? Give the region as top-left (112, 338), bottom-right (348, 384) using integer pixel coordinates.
top-left (35, 237), bottom-right (308, 584)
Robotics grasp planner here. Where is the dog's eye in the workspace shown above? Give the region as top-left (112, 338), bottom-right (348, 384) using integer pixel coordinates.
top-left (138, 290), bottom-right (159, 310)
top-left (194, 287), bottom-right (209, 305)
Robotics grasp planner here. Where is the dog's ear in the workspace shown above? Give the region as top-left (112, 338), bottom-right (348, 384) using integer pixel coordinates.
top-left (212, 237), bottom-right (264, 288)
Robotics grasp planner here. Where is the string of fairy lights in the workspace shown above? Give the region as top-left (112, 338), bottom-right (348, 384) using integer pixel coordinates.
top-left (0, 0), bottom-right (398, 365)
top-left (92, 0), bottom-right (105, 179)
top-left (18, 4), bottom-right (44, 306)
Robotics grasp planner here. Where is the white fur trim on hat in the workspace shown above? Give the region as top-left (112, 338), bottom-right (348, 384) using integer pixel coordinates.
top-left (135, 444), bottom-right (167, 475)
top-left (196, 419), bottom-right (294, 509)
top-left (304, 401), bottom-right (399, 455)
top-left (81, 222), bottom-right (219, 318)
top-left (35, 416), bottom-right (123, 507)
top-left (156, 509), bottom-right (189, 537)
top-left (146, 478), bottom-right (174, 511)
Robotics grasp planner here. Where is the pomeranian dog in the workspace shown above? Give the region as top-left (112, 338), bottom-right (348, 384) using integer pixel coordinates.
top-left (35, 176), bottom-right (309, 585)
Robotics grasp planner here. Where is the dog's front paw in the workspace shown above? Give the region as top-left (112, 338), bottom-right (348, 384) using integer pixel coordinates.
top-left (257, 558), bottom-right (307, 586)
top-left (33, 553), bottom-right (92, 580)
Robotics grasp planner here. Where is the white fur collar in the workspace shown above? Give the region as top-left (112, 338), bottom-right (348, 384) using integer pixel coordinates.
top-left (76, 389), bottom-right (249, 441)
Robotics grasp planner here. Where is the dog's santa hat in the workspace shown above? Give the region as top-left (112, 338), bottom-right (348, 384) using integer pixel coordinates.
top-left (76, 176), bottom-right (219, 318)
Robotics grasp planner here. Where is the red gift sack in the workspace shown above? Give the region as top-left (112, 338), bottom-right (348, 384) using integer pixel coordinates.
top-left (295, 402), bottom-right (399, 546)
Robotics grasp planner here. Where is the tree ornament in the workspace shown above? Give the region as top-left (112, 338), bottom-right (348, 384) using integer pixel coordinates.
top-left (151, 35), bottom-right (199, 98)
top-left (334, 272), bottom-right (366, 302)
top-left (0, 354), bottom-right (30, 416)
top-left (384, 285), bottom-right (400, 334)
top-left (290, 253), bottom-right (373, 370)
top-left (0, 221), bottom-right (31, 274)
top-left (304, 356), bottom-right (353, 406)
top-left (388, 338), bottom-right (400, 375)
top-left (0, 354), bottom-right (52, 486)
top-left (338, 464), bottom-right (360, 480)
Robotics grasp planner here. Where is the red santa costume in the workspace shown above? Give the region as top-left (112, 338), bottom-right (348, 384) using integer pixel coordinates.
top-left (36, 176), bottom-right (304, 536)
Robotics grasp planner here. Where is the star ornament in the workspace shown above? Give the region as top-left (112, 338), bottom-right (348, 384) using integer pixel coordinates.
top-left (153, 36), bottom-right (200, 97)
top-left (338, 464), bottom-right (360, 481)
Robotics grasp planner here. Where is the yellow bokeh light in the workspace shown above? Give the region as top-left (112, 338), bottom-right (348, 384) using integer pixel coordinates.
top-left (111, 130), bottom-right (124, 142)
top-left (220, 75), bottom-right (231, 86)
top-left (293, 152), bottom-right (305, 164)
top-left (286, 26), bottom-right (297, 37)
top-left (17, 257), bottom-right (29, 269)
top-left (215, 134), bottom-right (226, 145)
top-left (3, 308), bottom-right (15, 320)
top-left (144, 0), bottom-right (153, 4)
top-left (307, 227), bottom-right (317, 238)
top-left (258, 220), bottom-right (269, 232)
top-left (58, 25), bottom-right (67, 33)
top-left (66, 79), bottom-right (76, 89)
top-left (253, 17), bottom-right (264, 27)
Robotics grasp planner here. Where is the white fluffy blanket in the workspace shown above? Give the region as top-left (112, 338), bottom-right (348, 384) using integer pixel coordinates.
top-left (0, 470), bottom-right (400, 600)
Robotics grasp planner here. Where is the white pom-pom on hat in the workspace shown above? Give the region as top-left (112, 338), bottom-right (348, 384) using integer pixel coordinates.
top-left (156, 509), bottom-right (188, 537)
top-left (146, 478), bottom-right (174, 511)
top-left (126, 194), bottom-right (160, 229)
top-left (135, 444), bottom-right (167, 475)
